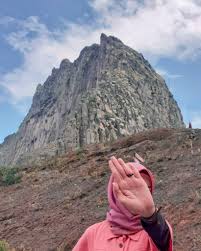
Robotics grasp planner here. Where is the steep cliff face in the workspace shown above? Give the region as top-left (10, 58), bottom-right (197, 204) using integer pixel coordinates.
top-left (0, 33), bottom-right (185, 166)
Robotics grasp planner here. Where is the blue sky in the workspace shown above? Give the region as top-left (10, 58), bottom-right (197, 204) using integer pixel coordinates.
top-left (0, 0), bottom-right (201, 144)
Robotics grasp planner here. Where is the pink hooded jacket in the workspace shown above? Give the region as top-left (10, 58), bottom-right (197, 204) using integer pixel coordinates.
top-left (73, 162), bottom-right (173, 251)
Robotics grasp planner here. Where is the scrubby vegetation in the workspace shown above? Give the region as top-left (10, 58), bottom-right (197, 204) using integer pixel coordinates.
top-left (0, 166), bottom-right (21, 186)
top-left (0, 240), bottom-right (10, 251)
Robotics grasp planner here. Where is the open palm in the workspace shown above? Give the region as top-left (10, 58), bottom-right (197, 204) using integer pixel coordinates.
top-left (109, 156), bottom-right (155, 217)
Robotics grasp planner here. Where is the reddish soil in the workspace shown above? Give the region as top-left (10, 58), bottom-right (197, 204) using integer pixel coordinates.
top-left (0, 128), bottom-right (201, 251)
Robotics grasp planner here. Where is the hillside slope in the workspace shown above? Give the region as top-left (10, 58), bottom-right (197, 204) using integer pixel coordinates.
top-left (0, 128), bottom-right (200, 251)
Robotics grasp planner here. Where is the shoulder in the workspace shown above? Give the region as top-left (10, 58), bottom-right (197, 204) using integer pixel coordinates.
top-left (85, 220), bottom-right (108, 235)
top-left (82, 220), bottom-right (108, 249)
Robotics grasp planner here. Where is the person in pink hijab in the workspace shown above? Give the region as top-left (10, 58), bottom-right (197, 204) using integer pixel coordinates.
top-left (73, 156), bottom-right (173, 251)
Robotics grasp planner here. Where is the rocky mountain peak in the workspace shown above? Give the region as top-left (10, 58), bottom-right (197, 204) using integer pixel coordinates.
top-left (100, 33), bottom-right (123, 46)
top-left (0, 34), bottom-right (185, 166)
top-left (60, 58), bottom-right (72, 69)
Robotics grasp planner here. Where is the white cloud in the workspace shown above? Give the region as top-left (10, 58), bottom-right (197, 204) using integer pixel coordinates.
top-left (89, 0), bottom-right (112, 12)
top-left (155, 68), bottom-right (183, 79)
top-left (1, 0), bottom-right (201, 114)
top-left (90, 0), bottom-right (201, 59)
top-left (0, 17), bottom-right (103, 113)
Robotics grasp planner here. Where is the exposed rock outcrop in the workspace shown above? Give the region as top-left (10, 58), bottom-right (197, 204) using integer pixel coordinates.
top-left (0, 34), bottom-right (184, 166)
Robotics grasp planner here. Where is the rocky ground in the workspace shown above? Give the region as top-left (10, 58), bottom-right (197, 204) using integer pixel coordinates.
top-left (0, 128), bottom-right (201, 251)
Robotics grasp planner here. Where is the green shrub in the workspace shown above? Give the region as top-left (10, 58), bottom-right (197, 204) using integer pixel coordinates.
top-left (0, 166), bottom-right (21, 186)
top-left (0, 240), bottom-right (9, 251)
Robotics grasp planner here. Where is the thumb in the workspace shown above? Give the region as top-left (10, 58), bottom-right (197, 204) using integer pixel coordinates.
top-left (113, 182), bottom-right (125, 201)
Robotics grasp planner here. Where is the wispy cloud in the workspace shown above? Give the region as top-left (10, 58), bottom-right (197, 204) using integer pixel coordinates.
top-left (0, 16), bottom-right (102, 113)
top-left (1, 0), bottom-right (201, 114)
top-left (155, 68), bottom-right (183, 79)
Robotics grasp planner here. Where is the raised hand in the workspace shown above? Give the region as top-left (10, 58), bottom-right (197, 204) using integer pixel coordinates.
top-left (109, 156), bottom-right (155, 218)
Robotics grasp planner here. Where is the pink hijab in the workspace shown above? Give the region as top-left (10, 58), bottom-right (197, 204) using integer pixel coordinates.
top-left (106, 161), bottom-right (155, 235)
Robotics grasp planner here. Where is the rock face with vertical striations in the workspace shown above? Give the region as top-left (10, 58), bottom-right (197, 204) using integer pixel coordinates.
top-left (0, 33), bottom-right (185, 166)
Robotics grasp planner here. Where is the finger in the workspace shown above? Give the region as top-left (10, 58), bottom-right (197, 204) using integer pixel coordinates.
top-left (118, 158), bottom-right (135, 177)
top-left (110, 156), bottom-right (127, 178)
top-left (112, 182), bottom-right (125, 202)
top-left (127, 163), bottom-right (141, 178)
top-left (109, 160), bottom-right (122, 183)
